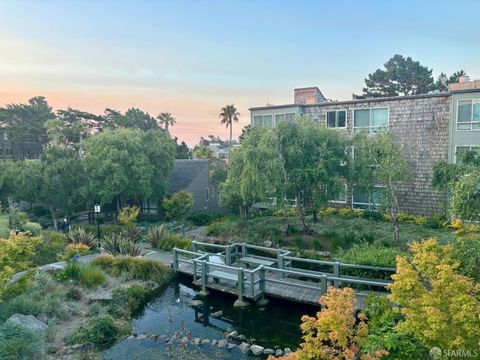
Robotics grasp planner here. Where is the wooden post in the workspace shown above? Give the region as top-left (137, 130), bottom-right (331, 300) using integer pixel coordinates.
top-left (276, 250), bottom-right (282, 268)
top-left (192, 241), bottom-right (197, 253)
top-left (250, 271), bottom-right (255, 298)
top-left (201, 261), bottom-right (208, 294)
top-left (259, 266), bottom-right (265, 294)
top-left (193, 260), bottom-right (197, 282)
top-left (172, 248), bottom-right (178, 271)
top-left (241, 243), bottom-right (247, 258)
top-left (320, 274), bottom-right (328, 295)
top-left (333, 261), bottom-right (340, 288)
top-left (237, 268), bottom-right (244, 302)
top-left (226, 245), bottom-right (231, 266)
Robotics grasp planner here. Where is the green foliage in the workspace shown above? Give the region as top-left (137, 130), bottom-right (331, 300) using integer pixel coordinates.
top-left (92, 255), bottom-right (172, 284)
top-left (337, 242), bottom-right (403, 268)
top-left (145, 225), bottom-right (168, 248)
top-left (357, 54), bottom-right (435, 98)
top-left (66, 314), bottom-right (123, 349)
top-left (450, 170), bottom-right (480, 221)
top-left (155, 234), bottom-right (191, 251)
top-left (363, 294), bottom-right (428, 359)
top-left (205, 221), bottom-right (225, 236)
top-left (219, 104), bottom-right (240, 143)
top-left (67, 227), bottom-right (96, 247)
top-left (58, 261), bottom-right (83, 281)
top-left (362, 211), bottom-right (385, 221)
top-left (272, 208), bottom-right (298, 218)
top-left (120, 226), bottom-right (144, 243)
top-left (64, 286), bottom-right (83, 301)
top-left (79, 266), bottom-right (106, 288)
top-left (162, 191), bottom-right (194, 221)
top-left (110, 284), bottom-right (150, 318)
top-left (79, 224), bottom-right (122, 238)
top-left (83, 128), bottom-right (176, 206)
top-left (0, 294), bottom-right (43, 320)
top-left (118, 206), bottom-right (139, 227)
top-left (186, 212), bottom-right (221, 226)
top-left (450, 235), bottom-right (480, 281)
top-left (98, 234), bottom-right (142, 256)
top-left (0, 322), bottom-right (44, 360)
top-left (2, 271), bottom-right (35, 301)
top-left (318, 207), bottom-right (338, 217)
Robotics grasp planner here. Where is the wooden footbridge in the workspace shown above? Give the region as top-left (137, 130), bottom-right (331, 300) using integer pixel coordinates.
top-left (172, 241), bottom-right (395, 308)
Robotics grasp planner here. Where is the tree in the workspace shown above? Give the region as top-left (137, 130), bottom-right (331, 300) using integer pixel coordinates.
top-left (103, 108), bottom-right (159, 131)
top-left (276, 288), bottom-right (387, 360)
top-left (157, 112), bottom-right (176, 133)
top-left (0, 96), bottom-right (54, 159)
top-left (220, 126), bottom-right (285, 219)
top-left (162, 191), bottom-right (194, 221)
top-left (175, 138), bottom-right (192, 159)
top-left (356, 54), bottom-right (435, 98)
top-left (83, 129), bottom-right (176, 209)
top-left (276, 119), bottom-right (348, 232)
top-left (389, 239), bottom-right (480, 350)
top-left (219, 105), bottom-right (240, 145)
top-left (435, 70), bottom-right (466, 92)
top-left (352, 132), bottom-right (411, 242)
top-left (192, 145), bottom-right (214, 159)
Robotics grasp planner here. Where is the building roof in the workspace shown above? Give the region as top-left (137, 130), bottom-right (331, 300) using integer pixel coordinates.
top-left (249, 92), bottom-right (450, 111)
top-left (167, 159), bottom-right (208, 194)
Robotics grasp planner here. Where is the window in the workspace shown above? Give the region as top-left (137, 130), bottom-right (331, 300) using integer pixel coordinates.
top-left (352, 186), bottom-right (383, 211)
top-left (327, 110), bottom-right (346, 128)
top-left (285, 113), bottom-right (295, 121)
top-left (327, 184), bottom-right (347, 203)
top-left (354, 108), bottom-right (388, 133)
top-left (275, 114), bottom-right (285, 124)
top-left (253, 115), bottom-right (263, 127)
top-left (457, 100), bottom-right (480, 130)
top-left (455, 145), bottom-right (479, 164)
top-left (253, 114), bottom-right (274, 128)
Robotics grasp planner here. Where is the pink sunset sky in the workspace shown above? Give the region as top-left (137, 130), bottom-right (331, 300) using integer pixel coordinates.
top-left (1, 1), bottom-right (479, 146)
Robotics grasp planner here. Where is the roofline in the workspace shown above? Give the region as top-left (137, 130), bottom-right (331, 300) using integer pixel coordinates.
top-left (449, 88), bottom-right (480, 94)
top-left (249, 92), bottom-right (451, 111)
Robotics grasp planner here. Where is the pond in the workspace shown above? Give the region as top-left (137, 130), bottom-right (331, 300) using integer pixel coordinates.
top-left (103, 275), bottom-right (318, 359)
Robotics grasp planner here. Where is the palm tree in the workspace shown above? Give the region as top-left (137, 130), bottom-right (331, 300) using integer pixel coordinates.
top-left (219, 105), bottom-right (240, 145)
top-left (157, 112), bottom-right (176, 133)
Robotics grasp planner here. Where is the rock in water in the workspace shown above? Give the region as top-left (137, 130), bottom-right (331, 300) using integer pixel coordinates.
top-left (238, 342), bottom-right (250, 353)
top-left (237, 334), bottom-right (246, 341)
top-left (275, 349), bottom-right (284, 357)
top-left (211, 310), bottom-right (223, 318)
top-left (284, 347), bottom-right (292, 355)
top-left (227, 330), bottom-right (238, 339)
top-left (218, 339), bottom-right (228, 348)
top-left (190, 300), bottom-right (203, 307)
top-left (263, 348), bottom-right (275, 355)
top-left (250, 344), bottom-right (265, 356)
top-left (6, 314), bottom-right (48, 333)
top-left (227, 343), bottom-right (237, 350)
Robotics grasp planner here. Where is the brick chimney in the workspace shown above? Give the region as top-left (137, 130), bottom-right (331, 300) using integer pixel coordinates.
top-left (449, 75), bottom-right (480, 92)
top-left (294, 87), bottom-right (326, 105)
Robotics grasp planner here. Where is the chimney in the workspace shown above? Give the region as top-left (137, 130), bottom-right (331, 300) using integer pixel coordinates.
top-left (294, 87), bottom-right (326, 105)
top-left (458, 75), bottom-right (471, 83)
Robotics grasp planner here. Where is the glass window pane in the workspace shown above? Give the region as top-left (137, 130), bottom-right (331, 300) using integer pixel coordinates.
top-left (253, 115), bottom-right (263, 126)
top-left (327, 111), bottom-right (336, 127)
top-left (473, 102), bottom-right (480, 122)
top-left (263, 115), bottom-right (273, 128)
top-left (337, 111), bottom-right (346, 127)
top-left (352, 187), bottom-right (369, 204)
top-left (457, 123), bottom-right (471, 130)
top-left (354, 109), bottom-right (370, 128)
top-left (371, 108), bottom-right (388, 127)
top-left (286, 113), bottom-right (295, 121)
top-left (275, 114), bottom-right (285, 125)
top-left (458, 101), bottom-right (472, 123)
top-left (473, 123), bottom-right (480, 130)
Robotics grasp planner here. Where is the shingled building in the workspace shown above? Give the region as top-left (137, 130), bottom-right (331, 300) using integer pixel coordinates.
top-left (250, 81), bottom-right (480, 217)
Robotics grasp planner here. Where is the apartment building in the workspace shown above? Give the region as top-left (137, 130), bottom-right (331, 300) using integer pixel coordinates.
top-left (249, 79), bottom-right (480, 217)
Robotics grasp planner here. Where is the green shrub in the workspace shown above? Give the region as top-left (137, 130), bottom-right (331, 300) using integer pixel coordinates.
top-left (0, 294), bottom-right (43, 321)
top-left (293, 235), bottom-right (306, 249)
top-left (451, 235), bottom-right (480, 281)
top-left (205, 221), bottom-right (224, 236)
top-left (92, 255), bottom-right (172, 284)
top-left (330, 231), bottom-right (357, 250)
top-left (110, 284), bottom-right (150, 318)
top-left (272, 208), bottom-right (298, 217)
top-left (2, 271), bottom-right (35, 301)
top-left (65, 286), bottom-right (83, 301)
top-left (66, 314), bottom-right (123, 349)
top-left (397, 212), bottom-right (428, 225)
top-left (79, 224), bottom-right (122, 238)
top-left (67, 228), bottom-right (96, 247)
top-left (120, 226), bottom-right (144, 243)
top-left (186, 212), bottom-right (221, 226)
top-left (58, 261), bottom-right (83, 282)
top-left (318, 207), bottom-right (338, 217)
top-left (98, 234), bottom-right (142, 256)
top-left (338, 208), bottom-right (355, 217)
top-left (425, 215), bottom-right (446, 229)
top-left (156, 234), bottom-right (191, 251)
top-left (34, 231), bottom-right (67, 265)
top-left (21, 222), bottom-right (42, 235)
top-left (162, 191), bottom-right (194, 221)
top-left (312, 239), bottom-right (323, 251)
top-left (285, 224), bottom-right (300, 236)
top-left (145, 225), bottom-right (168, 248)
top-left (362, 210), bottom-right (385, 221)
top-left (80, 266), bottom-right (106, 288)
top-left (0, 322), bottom-right (44, 360)
top-left (337, 242), bottom-right (404, 268)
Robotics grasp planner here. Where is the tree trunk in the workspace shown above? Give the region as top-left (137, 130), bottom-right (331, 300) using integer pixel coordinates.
top-left (392, 216), bottom-right (400, 243)
top-left (229, 122), bottom-right (233, 146)
top-left (49, 206), bottom-right (58, 230)
top-left (312, 207), bottom-right (318, 223)
top-left (298, 202), bottom-right (311, 235)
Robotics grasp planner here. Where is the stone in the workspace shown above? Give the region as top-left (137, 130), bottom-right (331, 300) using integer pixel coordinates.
top-left (87, 288), bottom-right (112, 302)
top-left (263, 348), bottom-right (275, 355)
top-left (190, 299), bottom-right (203, 307)
top-left (158, 335), bottom-right (167, 341)
top-left (218, 339), bottom-right (228, 348)
top-left (233, 299), bottom-right (249, 308)
top-left (70, 343), bottom-right (93, 351)
top-left (250, 344), bottom-right (264, 356)
top-left (227, 343), bottom-right (237, 350)
top-left (36, 313), bottom-right (48, 324)
top-left (137, 334), bottom-right (147, 340)
top-left (237, 334), bottom-right (246, 341)
top-left (211, 339), bottom-right (218, 346)
top-left (238, 342), bottom-right (250, 353)
top-left (193, 337), bottom-right (201, 345)
top-left (211, 310), bottom-right (223, 318)
top-left (275, 349), bottom-right (284, 357)
top-left (201, 339), bottom-right (210, 345)
top-left (6, 314), bottom-right (48, 333)
top-left (284, 348), bottom-right (292, 355)
top-left (181, 337), bottom-right (189, 344)
top-left (227, 331), bottom-right (238, 339)
top-left (127, 335), bottom-right (136, 340)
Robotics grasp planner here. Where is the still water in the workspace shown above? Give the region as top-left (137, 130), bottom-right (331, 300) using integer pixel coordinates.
top-left (103, 276), bottom-right (318, 359)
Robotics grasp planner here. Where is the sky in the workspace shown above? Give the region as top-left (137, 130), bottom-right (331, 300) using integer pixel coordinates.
top-left (1, 0), bottom-right (479, 146)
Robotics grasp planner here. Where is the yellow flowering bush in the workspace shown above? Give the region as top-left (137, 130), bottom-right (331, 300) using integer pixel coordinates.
top-left (62, 243), bottom-right (90, 261)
